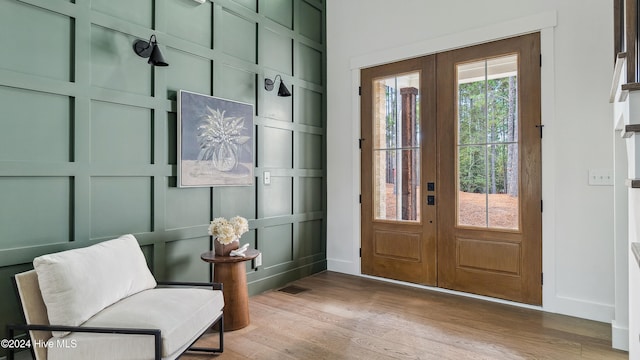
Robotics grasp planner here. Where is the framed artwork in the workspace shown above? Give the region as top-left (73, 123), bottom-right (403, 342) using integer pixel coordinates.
top-left (177, 90), bottom-right (254, 187)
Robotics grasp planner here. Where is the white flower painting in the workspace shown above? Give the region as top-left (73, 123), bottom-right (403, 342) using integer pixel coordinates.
top-left (178, 90), bottom-right (254, 187)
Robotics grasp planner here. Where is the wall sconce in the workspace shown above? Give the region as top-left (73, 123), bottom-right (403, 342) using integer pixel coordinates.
top-left (133, 34), bottom-right (169, 67)
top-left (264, 75), bottom-right (291, 97)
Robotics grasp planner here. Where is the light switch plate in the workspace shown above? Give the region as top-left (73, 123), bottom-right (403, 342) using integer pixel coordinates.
top-left (588, 168), bottom-right (613, 186)
top-left (263, 171), bottom-right (271, 185)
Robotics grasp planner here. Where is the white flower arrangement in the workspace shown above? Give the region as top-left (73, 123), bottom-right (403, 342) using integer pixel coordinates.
top-left (208, 216), bottom-right (249, 245)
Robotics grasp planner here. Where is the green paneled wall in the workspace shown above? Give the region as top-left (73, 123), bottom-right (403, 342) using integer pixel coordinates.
top-left (0, 0), bottom-right (326, 353)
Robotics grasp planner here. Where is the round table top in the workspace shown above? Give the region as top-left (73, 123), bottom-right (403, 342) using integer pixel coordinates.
top-left (200, 248), bottom-right (260, 263)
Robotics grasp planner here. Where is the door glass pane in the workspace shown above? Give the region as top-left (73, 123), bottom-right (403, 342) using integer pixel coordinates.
top-left (372, 72), bottom-right (421, 222)
top-left (456, 55), bottom-right (519, 230)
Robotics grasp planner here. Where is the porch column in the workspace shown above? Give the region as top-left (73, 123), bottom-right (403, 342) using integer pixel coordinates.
top-left (401, 87), bottom-right (418, 220)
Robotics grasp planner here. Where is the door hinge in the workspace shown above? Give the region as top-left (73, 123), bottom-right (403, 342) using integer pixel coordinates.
top-left (540, 54), bottom-right (542, 67)
top-left (541, 273), bottom-right (544, 285)
top-left (541, 199), bottom-right (543, 212)
top-left (535, 124), bottom-right (544, 138)
top-left (359, 86), bottom-right (362, 96)
top-left (359, 194), bottom-right (362, 204)
top-left (359, 248), bottom-right (362, 257)
top-left (359, 138), bottom-right (364, 149)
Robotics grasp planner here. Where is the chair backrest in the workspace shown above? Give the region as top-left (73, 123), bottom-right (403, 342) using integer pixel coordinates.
top-left (14, 270), bottom-right (50, 360)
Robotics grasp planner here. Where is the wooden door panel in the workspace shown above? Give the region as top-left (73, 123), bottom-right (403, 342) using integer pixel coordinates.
top-left (437, 33), bottom-right (542, 305)
top-left (361, 56), bottom-right (437, 286)
top-left (374, 230), bottom-right (422, 261)
top-left (457, 238), bottom-right (521, 275)
top-left (367, 230), bottom-right (425, 284)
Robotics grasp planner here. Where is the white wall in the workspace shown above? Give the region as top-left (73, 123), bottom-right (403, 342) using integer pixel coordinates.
top-left (326, 0), bottom-right (615, 324)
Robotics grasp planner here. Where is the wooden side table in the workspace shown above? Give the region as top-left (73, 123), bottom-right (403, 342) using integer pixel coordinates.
top-left (200, 249), bottom-right (260, 331)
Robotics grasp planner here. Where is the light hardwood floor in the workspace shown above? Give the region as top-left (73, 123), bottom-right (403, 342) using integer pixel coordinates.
top-left (185, 271), bottom-right (628, 359)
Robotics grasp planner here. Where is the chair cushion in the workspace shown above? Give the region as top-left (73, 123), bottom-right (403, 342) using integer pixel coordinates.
top-left (33, 234), bottom-right (157, 337)
top-left (47, 287), bottom-right (224, 360)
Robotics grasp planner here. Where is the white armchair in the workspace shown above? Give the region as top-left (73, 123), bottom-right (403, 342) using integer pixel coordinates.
top-left (6, 234), bottom-right (224, 360)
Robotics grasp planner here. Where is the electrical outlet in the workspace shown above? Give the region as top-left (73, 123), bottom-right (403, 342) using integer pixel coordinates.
top-left (263, 171), bottom-right (271, 185)
top-left (588, 169), bottom-right (613, 186)
top-left (254, 253), bottom-right (262, 267)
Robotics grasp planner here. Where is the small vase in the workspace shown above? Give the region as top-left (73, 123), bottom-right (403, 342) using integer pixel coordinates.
top-left (214, 238), bottom-right (239, 256)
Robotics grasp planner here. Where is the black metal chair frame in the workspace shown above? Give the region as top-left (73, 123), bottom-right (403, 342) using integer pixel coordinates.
top-left (6, 279), bottom-right (224, 360)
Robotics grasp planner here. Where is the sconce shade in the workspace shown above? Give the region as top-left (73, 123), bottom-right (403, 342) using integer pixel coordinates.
top-left (277, 80), bottom-right (291, 97)
top-left (264, 75), bottom-right (291, 97)
top-left (148, 44), bottom-right (168, 66)
top-left (133, 35), bottom-right (169, 67)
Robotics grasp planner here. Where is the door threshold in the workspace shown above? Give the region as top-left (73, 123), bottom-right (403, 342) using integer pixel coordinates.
top-left (359, 273), bottom-right (543, 311)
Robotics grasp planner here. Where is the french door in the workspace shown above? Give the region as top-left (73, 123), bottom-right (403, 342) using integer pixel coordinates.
top-left (360, 56), bottom-right (437, 285)
top-left (361, 33), bottom-right (542, 305)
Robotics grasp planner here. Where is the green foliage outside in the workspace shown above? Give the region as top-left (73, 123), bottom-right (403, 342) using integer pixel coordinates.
top-left (458, 76), bottom-right (518, 196)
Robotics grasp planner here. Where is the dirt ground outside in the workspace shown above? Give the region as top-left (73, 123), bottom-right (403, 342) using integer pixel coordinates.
top-left (458, 191), bottom-right (518, 229)
top-left (382, 184), bottom-right (518, 229)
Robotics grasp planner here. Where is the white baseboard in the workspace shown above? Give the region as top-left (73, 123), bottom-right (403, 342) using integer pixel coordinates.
top-left (612, 320), bottom-right (630, 351)
top-left (544, 295), bottom-right (614, 323)
top-left (327, 258), bottom-right (358, 275)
